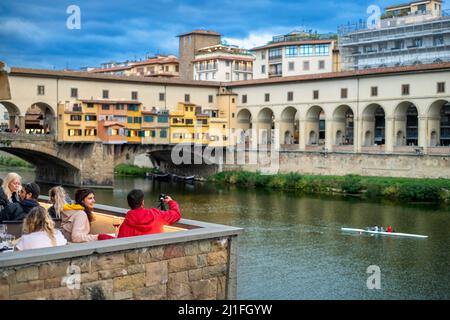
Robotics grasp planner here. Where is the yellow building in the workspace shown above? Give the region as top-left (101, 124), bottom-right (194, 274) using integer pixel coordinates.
top-left (207, 113), bottom-right (228, 147)
top-left (141, 109), bottom-right (170, 145)
top-left (126, 103), bottom-right (142, 143)
top-left (384, 0), bottom-right (442, 18)
top-left (169, 102), bottom-right (210, 145)
top-left (57, 101), bottom-right (98, 142)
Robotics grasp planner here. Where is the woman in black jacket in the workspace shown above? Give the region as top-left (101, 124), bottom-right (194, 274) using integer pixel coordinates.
top-left (0, 173), bottom-right (21, 210)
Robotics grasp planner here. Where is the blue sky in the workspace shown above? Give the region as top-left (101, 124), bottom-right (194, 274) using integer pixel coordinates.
top-left (1, 0), bottom-right (449, 69)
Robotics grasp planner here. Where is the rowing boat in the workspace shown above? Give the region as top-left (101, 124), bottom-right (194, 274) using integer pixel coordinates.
top-left (341, 227), bottom-right (428, 238)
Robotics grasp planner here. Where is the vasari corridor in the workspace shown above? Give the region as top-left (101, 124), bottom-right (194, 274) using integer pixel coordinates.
top-left (0, 0), bottom-right (450, 305)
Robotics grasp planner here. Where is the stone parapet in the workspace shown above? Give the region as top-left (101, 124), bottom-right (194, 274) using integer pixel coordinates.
top-left (0, 210), bottom-right (243, 300)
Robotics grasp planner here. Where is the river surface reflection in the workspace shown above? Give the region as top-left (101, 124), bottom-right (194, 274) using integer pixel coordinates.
top-left (2, 169), bottom-right (449, 299)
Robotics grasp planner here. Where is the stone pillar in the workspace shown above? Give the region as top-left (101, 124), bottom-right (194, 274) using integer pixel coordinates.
top-left (427, 116), bottom-right (440, 147)
top-left (79, 143), bottom-right (114, 187)
top-left (18, 115), bottom-right (25, 132)
top-left (9, 115), bottom-right (16, 130)
top-left (385, 116), bottom-right (394, 153)
top-left (325, 118), bottom-right (333, 151)
top-left (299, 119), bottom-right (306, 151)
top-left (274, 120), bottom-right (282, 145)
top-left (354, 116), bottom-right (361, 153)
top-left (418, 116), bottom-right (428, 153)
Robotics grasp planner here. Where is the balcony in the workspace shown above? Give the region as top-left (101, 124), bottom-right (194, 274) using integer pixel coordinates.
top-left (64, 106), bottom-right (82, 113)
top-left (268, 55), bottom-right (282, 61)
top-left (268, 72), bottom-right (283, 78)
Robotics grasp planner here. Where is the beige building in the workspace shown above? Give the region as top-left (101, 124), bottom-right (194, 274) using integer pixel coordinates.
top-left (252, 31), bottom-right (340, 79)
top-left (231, 63), bottom-right (450, 155)
top-left (90, 55), bottom-right (179, 78)
top-left (0, 61), bottom-right (11, 101)
top-left (193, 44), bottom-right (254, 82)
top-left (2, 63), bottom-right (450, 156)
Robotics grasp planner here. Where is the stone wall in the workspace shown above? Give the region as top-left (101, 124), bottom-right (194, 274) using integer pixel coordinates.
top-left (223, 150), bottom-right (450, 179)
top-left (0, 237), bottom-right (233, 300)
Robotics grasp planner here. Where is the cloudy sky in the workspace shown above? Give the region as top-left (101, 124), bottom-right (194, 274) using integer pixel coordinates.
top-left (1, 0), bottom-right (449, 70)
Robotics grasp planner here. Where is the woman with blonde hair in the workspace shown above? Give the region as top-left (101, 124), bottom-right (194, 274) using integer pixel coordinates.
top-left (48, 186), bottom-right (72, 220)
top-left (0, 172), bottom-right (21, 209)
top-left (15, 206), bottom-right (67, 251)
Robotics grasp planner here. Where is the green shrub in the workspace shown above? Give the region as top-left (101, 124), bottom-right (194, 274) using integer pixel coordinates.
top-left (114, 164), bottom-right (154, 176)
top-left (208, 171), bottom-right (450, 204)
top-left (254, 173), bottom-right (272, 188)
top-left (0, 156), bottom-right (33, 168)
top-left (341, 175), bottom-right (363, 194)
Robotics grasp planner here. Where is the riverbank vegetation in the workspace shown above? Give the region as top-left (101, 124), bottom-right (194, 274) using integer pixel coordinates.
top-left (209, 171), bottom-right (450, 203)
top-left (114, 164), bottom-right (157, 177)
top-left (0, 155), bottom-right (34, 169)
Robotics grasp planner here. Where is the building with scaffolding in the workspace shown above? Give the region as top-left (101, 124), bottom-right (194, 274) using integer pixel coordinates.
top-left (338, 0), bottom-right (450, 70)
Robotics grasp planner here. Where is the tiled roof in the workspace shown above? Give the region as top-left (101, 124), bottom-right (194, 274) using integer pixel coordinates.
top-left (131, 57), bottom-right (179, 67)
top-left (101, 121), bottom-right (126, 127)
top-left (193, 56), bottom-right (254, 63)
top-left (90, 56), bottom-right (179, 73)
top-left (251, 39), bottom-right (334, 51)
top-left (90, 65), bottom-right (132, 73)
top-left (177, 29), bottom-right (221, 37)
top-left (10, 62), bottom-right (450, 89)
top-left (228, 62), bottom-right (450, 87)
top-left (79, 99), bottom-right (140, 104)
top-left (10, 67), bottom-right (221, 87)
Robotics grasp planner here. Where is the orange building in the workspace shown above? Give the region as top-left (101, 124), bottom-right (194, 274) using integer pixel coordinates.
top-left (81, 99), bottom-right (129, 144)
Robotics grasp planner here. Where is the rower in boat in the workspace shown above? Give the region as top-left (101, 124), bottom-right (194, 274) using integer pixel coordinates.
top-left (341, 227), bottom-right (427, 238)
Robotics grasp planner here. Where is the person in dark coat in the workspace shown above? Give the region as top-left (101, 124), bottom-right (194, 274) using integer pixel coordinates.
top-left (0, 182), bottom-right (41, 222)
top-left (0, 173), bottom-right (21, 210)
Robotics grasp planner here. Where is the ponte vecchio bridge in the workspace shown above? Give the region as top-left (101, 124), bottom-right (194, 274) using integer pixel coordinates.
top-left (1, 63), bottom-right (450, 186)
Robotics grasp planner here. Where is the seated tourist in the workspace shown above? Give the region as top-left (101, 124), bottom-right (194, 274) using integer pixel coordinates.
top-left (0, 182), bottom-right (40, 222)
top-left (48, 186), bottom-right (72, 220)
top-left (61, 188), bottom-right (100, 243)
top-left (118, 189), bottom-right (181, 238)
top-left (15, 206), bottom-right (67, 251)
top-left (0, 172), bottom-right (22, 210)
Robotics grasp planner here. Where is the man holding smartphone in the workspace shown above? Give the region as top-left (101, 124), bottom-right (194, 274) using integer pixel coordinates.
top-left (117, 189), bottom-right (181, 238)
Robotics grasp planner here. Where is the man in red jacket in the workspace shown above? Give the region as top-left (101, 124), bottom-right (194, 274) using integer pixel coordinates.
top-left (117, 189), bottom-right (181, 238)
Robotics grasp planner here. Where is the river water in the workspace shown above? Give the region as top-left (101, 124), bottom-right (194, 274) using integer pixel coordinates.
top-left (2, 169), bottom-right (449, 300)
